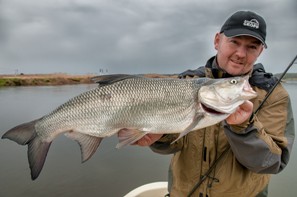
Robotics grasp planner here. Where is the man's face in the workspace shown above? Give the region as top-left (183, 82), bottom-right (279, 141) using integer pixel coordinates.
top-left (214, 33), bottom-right (264, 76)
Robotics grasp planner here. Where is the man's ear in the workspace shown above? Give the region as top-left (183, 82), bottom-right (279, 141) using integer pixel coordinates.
top-left (257, 45), bottom-right (264, 57)
top-left (214, 33), bottom-right (221, 50)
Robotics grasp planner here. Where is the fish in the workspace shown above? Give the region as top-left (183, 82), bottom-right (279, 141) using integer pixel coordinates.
top-left (1, 74), bottom-right (257, 180)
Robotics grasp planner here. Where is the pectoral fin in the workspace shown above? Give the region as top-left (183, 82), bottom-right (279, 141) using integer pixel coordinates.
top-left (116, 128), bottom-right (147, 149)
top-left (65, 131), bottom-right (102, 163)
top-left (172, 114), bottom-right (203, 143)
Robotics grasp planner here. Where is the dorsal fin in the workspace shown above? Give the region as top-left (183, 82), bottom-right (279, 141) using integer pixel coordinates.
top-left (91, 74), bottom-right (141, 86)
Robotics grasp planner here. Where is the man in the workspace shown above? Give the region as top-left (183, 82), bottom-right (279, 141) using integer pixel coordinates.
top-left (122, 11), bottom-right (295, 196)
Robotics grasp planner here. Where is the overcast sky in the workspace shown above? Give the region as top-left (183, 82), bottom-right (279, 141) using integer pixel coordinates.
top-left (0, 0), bottom-right (296, 75)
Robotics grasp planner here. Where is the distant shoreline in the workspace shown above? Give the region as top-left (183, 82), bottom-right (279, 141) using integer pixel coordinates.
top-left (0, 73), bottom-right (177, 87)
top-left (0, 74), bottom-right (96, 87)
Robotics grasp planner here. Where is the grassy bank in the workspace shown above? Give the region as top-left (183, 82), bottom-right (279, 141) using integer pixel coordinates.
top-left (275, 73), bottom-right (297, 81)
top-left (0, 74), bottom-right (95, 87)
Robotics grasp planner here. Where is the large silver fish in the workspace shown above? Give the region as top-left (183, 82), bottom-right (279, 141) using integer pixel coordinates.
top-left (2, 74), bottom-right (256, 180)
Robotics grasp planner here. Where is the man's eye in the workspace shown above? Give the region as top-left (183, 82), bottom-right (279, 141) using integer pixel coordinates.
top-left (249, 45), bottom-right (257, 49)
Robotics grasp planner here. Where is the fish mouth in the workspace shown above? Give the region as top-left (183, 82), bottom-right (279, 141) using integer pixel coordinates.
top-left (201, 103), bottom-right (226, 115)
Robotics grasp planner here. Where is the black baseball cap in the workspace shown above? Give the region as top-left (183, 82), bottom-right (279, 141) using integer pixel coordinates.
top-left (220, 11), bottom-right (267, 48)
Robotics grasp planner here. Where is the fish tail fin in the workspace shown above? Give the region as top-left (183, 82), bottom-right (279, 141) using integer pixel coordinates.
top-left (2, 119), bottom-right (51, 180)
top-left (28, 137), bottom-right (51, 180)
top-left (2, 119), bottom-right (39, 145)
top-left (64, 131), bottom-right (102, 163)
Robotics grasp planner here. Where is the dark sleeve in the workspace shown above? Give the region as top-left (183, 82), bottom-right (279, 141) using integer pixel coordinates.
top-left (223, 92), bottom-right (295, 174)
top-left (178, 66), bottom-right (205, 79)
top-left (149, 134), bottom-right (183, 155)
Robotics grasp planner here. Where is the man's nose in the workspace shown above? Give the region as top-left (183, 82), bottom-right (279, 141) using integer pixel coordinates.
top-left (235, 46), bottom-right (247, 58)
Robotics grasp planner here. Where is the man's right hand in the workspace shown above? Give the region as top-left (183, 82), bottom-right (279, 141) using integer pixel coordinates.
top-left (133, 134), bottom-right (163, 146)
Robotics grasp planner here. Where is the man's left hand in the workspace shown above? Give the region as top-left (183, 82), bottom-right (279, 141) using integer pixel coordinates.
top-left (226, 101), bottom-right (253, 125)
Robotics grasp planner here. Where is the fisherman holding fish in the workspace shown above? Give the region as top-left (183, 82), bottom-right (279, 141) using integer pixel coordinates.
top-left (131, 11), bottom-right (295, 197)
top-left (2, 10), bottom-right (295, 197)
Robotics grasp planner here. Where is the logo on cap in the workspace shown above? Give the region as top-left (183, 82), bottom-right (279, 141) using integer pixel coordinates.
top-left (243, 19), bottom-right (259, 29)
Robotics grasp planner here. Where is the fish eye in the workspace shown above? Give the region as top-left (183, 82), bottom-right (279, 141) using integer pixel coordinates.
top-left (230, 79), bottom-right (238, 84)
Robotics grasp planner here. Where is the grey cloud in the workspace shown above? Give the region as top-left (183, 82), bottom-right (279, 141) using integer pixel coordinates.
top-left (0, 0), bottom-right (296, 74)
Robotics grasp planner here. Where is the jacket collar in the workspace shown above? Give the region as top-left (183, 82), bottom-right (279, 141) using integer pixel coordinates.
top-left (205, 56), bottom-right (233, 78)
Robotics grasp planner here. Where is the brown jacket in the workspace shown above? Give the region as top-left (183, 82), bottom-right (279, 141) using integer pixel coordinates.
top-left (150, 57), bottom-right (295, 197)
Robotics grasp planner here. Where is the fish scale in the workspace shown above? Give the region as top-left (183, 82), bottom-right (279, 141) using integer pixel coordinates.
top-left (77, 78), bottom-right (194, 132)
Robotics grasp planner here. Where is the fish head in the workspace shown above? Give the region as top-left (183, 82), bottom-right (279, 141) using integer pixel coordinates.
top-left (198, 76), bottom-right (257, 114)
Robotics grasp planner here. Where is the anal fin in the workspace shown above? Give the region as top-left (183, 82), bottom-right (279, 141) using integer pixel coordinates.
top-left (65, 131), bottom-right (102, 162)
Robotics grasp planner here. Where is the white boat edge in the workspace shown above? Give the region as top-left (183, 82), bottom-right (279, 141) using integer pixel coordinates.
top-left (123, 181), bottom-right (168, 197)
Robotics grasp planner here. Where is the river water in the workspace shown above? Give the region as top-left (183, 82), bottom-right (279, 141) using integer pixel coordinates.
top-left (0, 83), bottom-right (296, 197)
